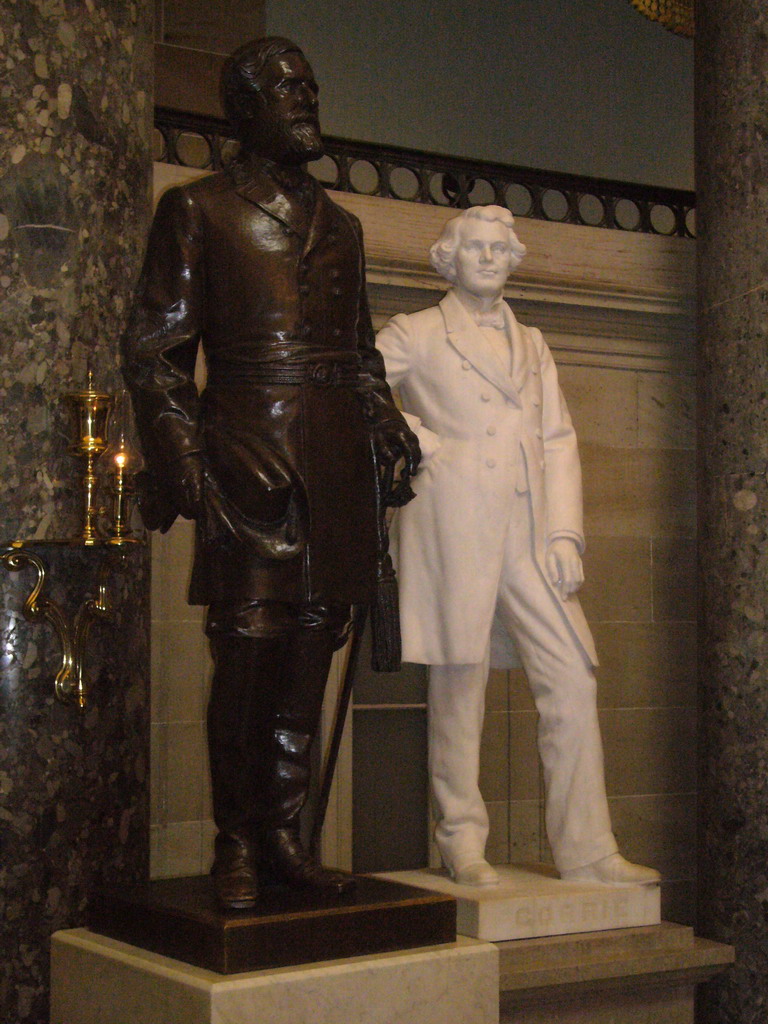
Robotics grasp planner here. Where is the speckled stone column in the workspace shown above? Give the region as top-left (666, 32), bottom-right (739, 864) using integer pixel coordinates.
top-left (0, 4), bottom-right (152, 1023)
top-left (696, 2), bottom-right (768, 1020)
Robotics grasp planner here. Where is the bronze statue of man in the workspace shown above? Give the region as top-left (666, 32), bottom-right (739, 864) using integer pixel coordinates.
top-left (122, 37), bottom-right (420, 910)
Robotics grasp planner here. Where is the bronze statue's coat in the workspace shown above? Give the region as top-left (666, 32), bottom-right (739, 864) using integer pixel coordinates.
top-left (123, 163), bottom-right (401, 608)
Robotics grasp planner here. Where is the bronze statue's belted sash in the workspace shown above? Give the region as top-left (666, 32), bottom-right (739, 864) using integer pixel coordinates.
top-left (206, 352), bottom-right (364, 389)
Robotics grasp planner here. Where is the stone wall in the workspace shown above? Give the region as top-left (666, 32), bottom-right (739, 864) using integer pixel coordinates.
top-left (147, 167), bottom-right (696, 924)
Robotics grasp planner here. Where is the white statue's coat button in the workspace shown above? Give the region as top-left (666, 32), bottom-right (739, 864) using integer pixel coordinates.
top-left (486, 457), bottom-right (496, 468)
top-left (487, 425), bottom-right (497, 436)
top-left (462, 360), bottom-right (471, 370)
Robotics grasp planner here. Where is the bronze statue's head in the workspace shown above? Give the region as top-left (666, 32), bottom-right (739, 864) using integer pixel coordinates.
top-left (221, 37), bottom-right (323, 166)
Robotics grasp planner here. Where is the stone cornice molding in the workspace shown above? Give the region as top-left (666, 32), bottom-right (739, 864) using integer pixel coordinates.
top-left (151, 165), bottom-right (695, 374)
top-left (333, 191), bottom-right (696, 374)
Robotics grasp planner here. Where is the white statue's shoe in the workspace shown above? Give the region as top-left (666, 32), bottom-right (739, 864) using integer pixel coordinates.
top-left (452, 859), bottom-right (500, 887)
top-left (560, 853), bottom-right (660, 886)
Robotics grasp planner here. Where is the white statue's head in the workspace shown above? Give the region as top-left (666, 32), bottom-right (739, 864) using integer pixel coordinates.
top-left (429, 206), bottom-right (527, 295)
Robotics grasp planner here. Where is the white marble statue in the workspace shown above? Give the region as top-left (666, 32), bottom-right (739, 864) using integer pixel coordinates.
top-left (376, 206), bottom-right (660, 888)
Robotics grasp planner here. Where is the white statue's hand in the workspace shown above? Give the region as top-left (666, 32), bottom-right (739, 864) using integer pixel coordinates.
top-left (545, 538), bottom-right (584, 600)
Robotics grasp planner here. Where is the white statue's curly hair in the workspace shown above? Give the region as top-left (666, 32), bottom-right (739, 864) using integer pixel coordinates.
top-left (429, 205), bottom-right (527, 284)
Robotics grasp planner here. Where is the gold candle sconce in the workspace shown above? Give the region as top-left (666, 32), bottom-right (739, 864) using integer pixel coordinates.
top-left (0, 542), bottom-right (111, 709)
top-left (0, 376), bottom-right (146, 709)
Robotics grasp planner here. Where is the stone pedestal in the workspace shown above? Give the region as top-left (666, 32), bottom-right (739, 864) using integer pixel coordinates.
top-left (51, 920), bottom-right (733, 1024)
top-left (50, 928), bottom-right (499, 1024)
top-left (378, 864), bottom-right (660, 941)
top-left (498, 923), bottom-right (733, 1024)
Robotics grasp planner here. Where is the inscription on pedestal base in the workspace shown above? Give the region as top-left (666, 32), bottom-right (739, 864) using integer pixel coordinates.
top-left (377, 863), bottom-right (660, 942)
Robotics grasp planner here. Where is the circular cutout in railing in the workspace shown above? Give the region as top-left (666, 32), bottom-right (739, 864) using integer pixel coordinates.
top-left (467, 178), bottom-right (496, 206)
top-left (220, 138), bottom-right (240, 167)
top-left (175, 131), bottom-right (212, 169)
top-left (685, 207), bottom-right (696, 238)
top-left (430, 172), bottom-right (459, 205)
top-left (614, 198), bottom-right (641, 231)
top-left (349, 159), bottom-right (380, 195)
top-left (650, 203), bottom-right (677, 235)
top-left (505, 183), bottom-right (533, 218)
top-left (389, 165), bottom-right (420, 201)
top-left (541, 189), bottom-right (569, 221)
top-left (578, 193), bottom-right (604, 227)
top-left (309, 154), bottom-right (339, 189)
top-left (152, 127), bottom-right (166, 162)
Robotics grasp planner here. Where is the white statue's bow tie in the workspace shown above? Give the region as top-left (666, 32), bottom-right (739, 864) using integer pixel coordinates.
top-left (473, 310), bottom-right (505, 330)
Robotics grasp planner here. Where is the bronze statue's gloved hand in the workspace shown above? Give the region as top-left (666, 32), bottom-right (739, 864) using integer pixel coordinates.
top-left (167, 452), bottom-right (206, 520)
top-left (373, 420), bottom-right (421, 478)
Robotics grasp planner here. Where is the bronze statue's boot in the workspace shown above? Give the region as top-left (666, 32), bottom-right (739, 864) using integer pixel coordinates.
top-left (207, 616), bottom-right (353, 897)
top-left (259, 713), bottom-right (355, 895)
top-left (260, 824), bottom-right (355, 894)
top-left (211, 831), bottom-right (260, 910)
top-left (207, 636), bottom-right (285, 910)
top-left (257, 617), bottom-right (355, 894)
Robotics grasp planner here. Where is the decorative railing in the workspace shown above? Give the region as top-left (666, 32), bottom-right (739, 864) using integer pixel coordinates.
top-left (154, 106), bottom-right (696, 238)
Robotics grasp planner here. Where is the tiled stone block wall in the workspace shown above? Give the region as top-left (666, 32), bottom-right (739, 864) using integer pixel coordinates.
top-left (149, 518), bottom-right (215, 877)
top-left (583, 370), bottom-right (696, 925)
top-left (483, 365), bottom-right (696, 923)
top-left (146, 175), bottom-right (696, 919)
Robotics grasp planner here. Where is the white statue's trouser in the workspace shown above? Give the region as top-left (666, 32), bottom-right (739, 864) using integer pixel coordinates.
top-left (428, 490), bottom-right (618, 875)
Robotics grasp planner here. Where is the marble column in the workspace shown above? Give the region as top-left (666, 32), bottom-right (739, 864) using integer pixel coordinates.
top-left (0, 3), bottom-right (152, 1023)
top-left (696, 2), bottom-right (768, 1020)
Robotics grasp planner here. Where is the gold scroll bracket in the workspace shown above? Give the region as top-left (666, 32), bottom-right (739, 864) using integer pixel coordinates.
top-left (1, 542), bottom-right (113, 709)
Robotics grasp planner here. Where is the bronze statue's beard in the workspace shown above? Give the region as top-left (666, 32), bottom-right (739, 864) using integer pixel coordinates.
top-left (242, 114), bottom-right (324, 165)
top-left (286, 120), bottom-right (324, 162)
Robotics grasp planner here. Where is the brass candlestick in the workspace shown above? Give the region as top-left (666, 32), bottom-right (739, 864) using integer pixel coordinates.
top-left (64, 369), bottom-right (113, 545)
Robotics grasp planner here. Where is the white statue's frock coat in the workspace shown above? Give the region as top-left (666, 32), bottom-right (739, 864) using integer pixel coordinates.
top-left (377, 288), bottom-right (618, 873)
top-left (377, 288), bottom-right (598, 670)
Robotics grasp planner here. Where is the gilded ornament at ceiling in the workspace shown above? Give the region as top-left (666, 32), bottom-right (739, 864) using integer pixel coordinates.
top-left (628, 0), bottom-right (694, 37)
